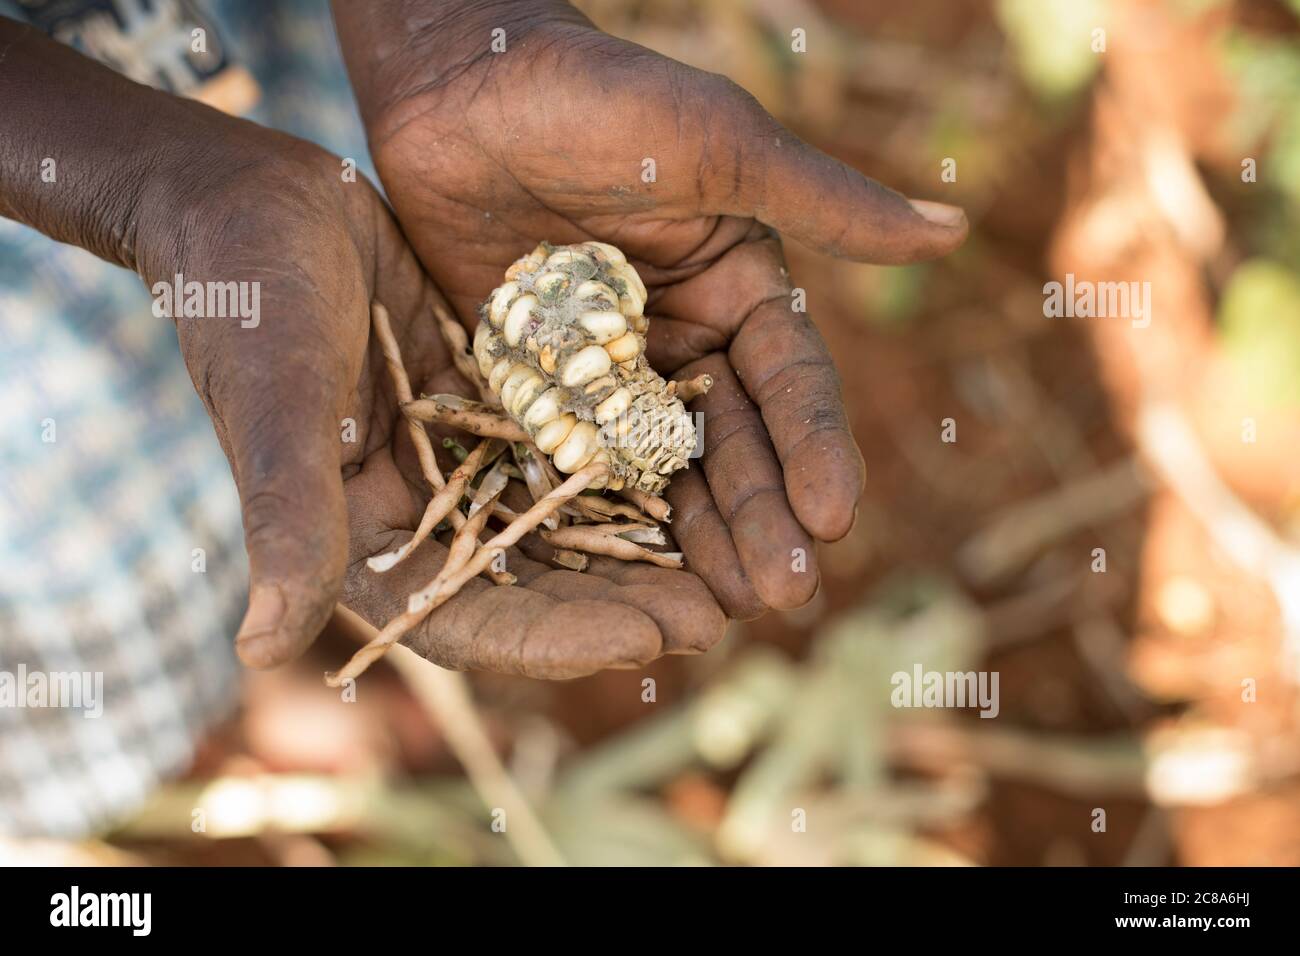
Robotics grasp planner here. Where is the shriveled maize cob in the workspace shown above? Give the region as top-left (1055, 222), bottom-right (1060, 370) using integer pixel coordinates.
top-left (473, 241), bottom-right (696, 493)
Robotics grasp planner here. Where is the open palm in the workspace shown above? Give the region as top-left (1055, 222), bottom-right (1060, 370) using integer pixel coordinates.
top-left (341, 13), bottom-right (968, 617)
top-left (161, 127), bottom-right (721, 676)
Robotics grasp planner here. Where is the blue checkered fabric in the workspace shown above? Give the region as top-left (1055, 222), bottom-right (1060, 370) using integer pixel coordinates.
top-left (0, 0), bottom-right (375, 836)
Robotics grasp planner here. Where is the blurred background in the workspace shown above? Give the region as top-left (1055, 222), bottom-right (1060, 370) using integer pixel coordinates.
top-left (9, 0), bottom-right (1300, 866)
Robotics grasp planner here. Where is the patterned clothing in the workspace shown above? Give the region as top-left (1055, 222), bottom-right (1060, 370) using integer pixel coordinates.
top-left (0, 0), bottom-right (375, 836)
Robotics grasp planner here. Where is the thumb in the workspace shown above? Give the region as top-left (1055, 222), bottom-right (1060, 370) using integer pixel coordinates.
top-left (710, 83), bottom-right (968, 264)
top-left (216, 346), bottom-right (350, 669)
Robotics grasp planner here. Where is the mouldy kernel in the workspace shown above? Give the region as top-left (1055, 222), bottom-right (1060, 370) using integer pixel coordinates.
top-left (476, 241), bottom-right (695, 492)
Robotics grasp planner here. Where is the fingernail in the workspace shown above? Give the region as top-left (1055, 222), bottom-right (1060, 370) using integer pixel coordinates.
top-left (236, 584), bottom-right (285, 647)
top-left (907, 199), bottom-right (967, 228)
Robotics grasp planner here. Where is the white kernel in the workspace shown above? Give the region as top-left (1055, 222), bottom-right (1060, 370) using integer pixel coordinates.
top-left (584, 241), bottom-right (627, 265)
top-left (594, 387), bottom-right (632, 424)
top-left (523, 387), bottom-right (562, 429)
top-left (489, 281), bottom-right (519, 327)
top-left (533, 270), bottom-right (569, 295)
top-left (560, 345), bottom-right (613, 387)
top-left (553, 421), bottom-right (600, 473)
top-left (488, 357), bottom-right (513, 393)
top-left (535, 413), bottom-right (577, 454)
top-left (574, 280), bottom-right (620, 308)
top-left (500, 364), bottom-right (540, 410)
top-left (578, 310), bottom-right (628, 344)
top-left (503, 293), bottom-right (538, 347)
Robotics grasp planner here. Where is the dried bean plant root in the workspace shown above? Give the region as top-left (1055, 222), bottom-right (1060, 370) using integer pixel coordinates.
top-left (327, 244), bottom-right (699, 685)
top-left (403, 395), bottom-right (529, 441)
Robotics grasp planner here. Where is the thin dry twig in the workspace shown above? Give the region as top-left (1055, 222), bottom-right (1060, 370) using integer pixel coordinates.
top-left (469, 458), bottom-right (512, 518)
top-left (328, 464), bottom-right (608, 685)
top-left (524, 447), bottom-right (656, 525)
top-left (404, 396), bottom-right (529, 442)
top-left (617, 486), bottom-right (672, 522)
top-left (372, 303), bottom-right (444, 490)
top-left (430, 299), bottom-right (491, 398)
top-left (408, 463), bottom-right (610, 612)
top-left (515, 443), bottom-right (563, 529)
top-left (327, 489), bottom-right (502, 686)
top-left (367, 438), bottom-right (498, 572)
top-left (387, 644), bottom-right (566, 866)
top-left (371, 303), bottom-right (513, 585)
top-left (540, 526), bottom-right (683, 568)
top-left (331, 604), bottom-right (565, 867)
top-left (673, 372), bottom-right (714, 402)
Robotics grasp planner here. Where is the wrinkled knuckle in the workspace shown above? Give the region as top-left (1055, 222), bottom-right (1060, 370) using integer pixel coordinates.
top-left (785, 422), bottom-right (857, 469)
top-left (754, 356), bottom-right (839, 408)
top-left (725, 482), bottom-right (783, 525)
top-left (705, 410), bottom-right (765, 459)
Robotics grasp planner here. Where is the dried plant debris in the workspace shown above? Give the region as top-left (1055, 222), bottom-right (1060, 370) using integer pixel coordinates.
top-left (327, 241), bottom-right (710, 685)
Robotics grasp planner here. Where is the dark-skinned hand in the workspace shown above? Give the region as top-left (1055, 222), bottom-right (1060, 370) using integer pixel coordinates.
top-left (333, 0), bottom-right (968, 619)
top-left (0, 19), bottom-right (722, 677)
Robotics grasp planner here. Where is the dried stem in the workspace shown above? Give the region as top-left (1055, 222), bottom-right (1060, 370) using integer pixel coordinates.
top-left (563, 495), bottom-right (656, 524)
top-left (407, 463), bottom-right (609, 613)
top-left (515, 442), bottom-right (562, 529)
top-left (372, 303), bottom-right (445, 491)
top-left (327, 464), bottom-right (607, 685)
top-left (443, 487), bottom-right (504, 576)
top-left (403, 396), bottom-right (529, 442)
top-left (490, 500), bottom-right (522, 522)
top-left (469, 459), bottom-right (512, 517)
top-left (430, 299), bottom-right (490, 398)
top-left (330, 604), bottom-right (565, 867)
top-left (584, 522), bottom-right (668, 546)
top-left (387, 645), bottom-right (566, 866)
top-left (327, 489), bottom-right (502, 687)
top-left (618, 486), bottom-right (672, 522)
top-left (367, 439), bottom-right (497, 573)
top-left (540, 526), bottom-right (683, 568)
top-left (371, 302), bottom-right (512, 585)
top-left (673, 373), bottom-right (714, 402)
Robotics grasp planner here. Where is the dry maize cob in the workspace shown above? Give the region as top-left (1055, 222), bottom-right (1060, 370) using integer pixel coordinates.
top-left (475, 241), bottom-right (696, 493)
